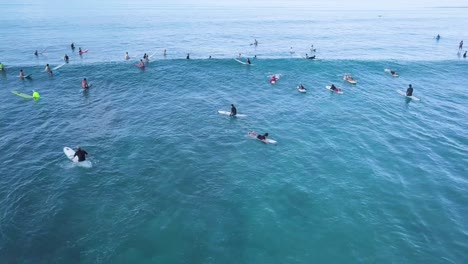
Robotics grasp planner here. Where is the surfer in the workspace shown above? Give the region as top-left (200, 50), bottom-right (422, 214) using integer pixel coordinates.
top-left (138, 59), bottom-right (145, 68)
top-left (459, 40), bottom-right (463, 51)
top-left (299, 84), bottom-right (306, 90)
top-left (230, 104), bottom-right (237, 116)
top-left (247, 58), bottom-right (251, 64)
top-left (330, 84), bottom-right (339, 91)
top-left (464, 51), bottom-right (467, 58)
top-left (79, 47), bottom-right (83, 55)
top-left (82, 78), bottom-right (89, 89)
top-left (254, 39), bottom-right (258, 46)
top-left (163, 49), bottom-right (167, 56)
top-left (270, 75), bottom-right (278, 83)
top-left (209, 55), bottom-right (212, 59)
top-left (64, 54), bottom-right (69, 63)
top-left (32, 90), bottom-right (40, 100)
top-left (310, 44), bottom-right (316, 52)
top-left (436, 34), bottom-right (440, 40)
top-left (305, 54), bottom-right (316, 59)
top-left (34, 50), bottom-right (38, 56)
top-left (73, 147), bottom-right (88, 162)
top-left (45, 64), bottom-right (51, 74)
top-left (186, 53), bottom-right (190, 60)
top-left (254, 55), bottom-right (257, 59)
top-left (257, 133), bottom-right (269, 142)
top-left (390, 70), bottom-right (398, 76)
top-left (143, 53), bottom-right (149, 62)
top-left (125, 52), bottom-right (130, 60)
top-left (71, 42), bottom-right (75, 50)
top-left (19, 69), bottom-right (25, 78)
top-left (238, 53), bottom-right (242, 58)
top-left (290, 47), bottom-right (294, 54)
top-left (406, 84), bottom-right (413, 96)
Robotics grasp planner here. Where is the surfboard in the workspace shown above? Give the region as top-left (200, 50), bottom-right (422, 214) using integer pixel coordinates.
top-left (148, 52), bottom-right (157, 59)
top-left (234, 58), bottom-right (253, 65)
top-left (11, 91), bottom-right (33, 99)
top-left (218, 110), bottom-right (247, 117)
top-left (326, 85), bottom-right (344, 94)
top-left (53, 63), bottom-right (66, 70)
top-left (297, 86), bottom-right (307, 93)
top-left (64, 147), bottom-right (79, 162)
top-left (248, 132), bottom-right (277, 144)
top-left (397, 90), bottom-right (420, 101)
top-left (78, 49), bottom-right (88, 55)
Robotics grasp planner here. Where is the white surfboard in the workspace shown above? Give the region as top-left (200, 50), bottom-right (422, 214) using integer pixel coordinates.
top-left (326, 85), bottom-right (344, 94)
top-left (64, 147), bottom-right (79, 162)
top-left (218, 110), bottom-right (247, 117)
top-left (397, 90), bottom-right (420, 101)
top-left (53, 63), bottom-right (66, 70)
top-left (234, 58), bottom-right (253, 65)
top-left (248, 132), bottom-right (277, 144)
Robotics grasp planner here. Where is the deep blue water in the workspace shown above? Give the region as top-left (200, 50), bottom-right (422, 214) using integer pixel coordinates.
top-left (0, 2), bottom-right (467, 264)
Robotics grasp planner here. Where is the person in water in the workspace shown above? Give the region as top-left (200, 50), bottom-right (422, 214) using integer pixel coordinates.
top-left (230, 104), bottom-right (237, 116)
top-left (71, 42), bottom-right (75, 50)
top-left (310, 44), bottom-right (316, 52)
top-left (32, 90), bottom-right (40, 100)
top-left (257, 133), bottom-right (269, 142)
top-left (305, 54), bottom-right (315, 59)
top-left (163, 49), bottom-right (167, 56)
top-left (390, 70), bottom-right (398, 76)
top-left (74, 147), bottom-right (88, 162)
top-left (436, 34), bottom-right (440, 40)
top-left (254, 39), bottom-right (258, 46)
top-left (406, 84), bottom-right (413, 96)
top-left (64, 54), bottom-right (69, 62)
top-left (125, 52), bottom-right (130, 60)
top-left (330, 84), bottom-right (339, 91)
top-left (299, 84), bottom-right (306, 90)
top-left (19, 69), bottom-right (25, 78)
top-left (464, 51), bottom-right (467, 58)
top-left (138, 59), bottom-right (145, 68)
top-left (82, 78), bottom-right (89, 89)
top-left (143, 53), bottom-right (149, 62)
top-left (459, 40), bottom-right (464, 51)
top-left (270, 75), bottom-right (278, 82)
top-left (186, 53), bottom-right (190, 60)
top-left (247, 58), bottom-right (251, 64)
top-left (45, 64), bottom-right (51, 73)
top-left (34, 50), bottom-right (38, 56)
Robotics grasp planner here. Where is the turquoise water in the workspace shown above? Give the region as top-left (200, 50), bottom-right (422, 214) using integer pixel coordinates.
top-left (1, 2), bottom-right (468, 264)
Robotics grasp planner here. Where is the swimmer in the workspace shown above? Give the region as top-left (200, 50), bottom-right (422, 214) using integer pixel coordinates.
top-left (125, 52), bottom-right (130, 60)
top-left (82, 78), bottom-right (89, 89)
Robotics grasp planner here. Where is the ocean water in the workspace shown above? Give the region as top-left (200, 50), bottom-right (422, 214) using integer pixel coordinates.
top-left (1, 2), bottom-right (468, 264)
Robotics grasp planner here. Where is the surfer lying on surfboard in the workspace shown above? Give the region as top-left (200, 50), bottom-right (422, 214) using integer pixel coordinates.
top-left (249, 131), bottom-right (269, 143)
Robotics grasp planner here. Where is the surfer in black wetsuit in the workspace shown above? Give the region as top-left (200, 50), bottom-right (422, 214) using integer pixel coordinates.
top-left (406, 84), bottom-right (413, 96)
top-left (74, 147), bottom-right (88, 162)
top-left (257, 133), bottom-right (269, 141)
top-left (71, 42), bottom-right (75, 50)
top-left (305, 54), bottom-right (315, 59)
top-left (64, 54), bottom-right (69, 62)
top-left (230, 104), bottom-right (237, 116)
top-left (464, 51), bottom-right (467, 58)
top-left (186, 53), bottom-right (190, 60)
top-left (330, 84), bottom-right (338, 91)
top-left (247, 58), bottom-right (251, 64)
top-left (34, 50), bottom-right (38, 56)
